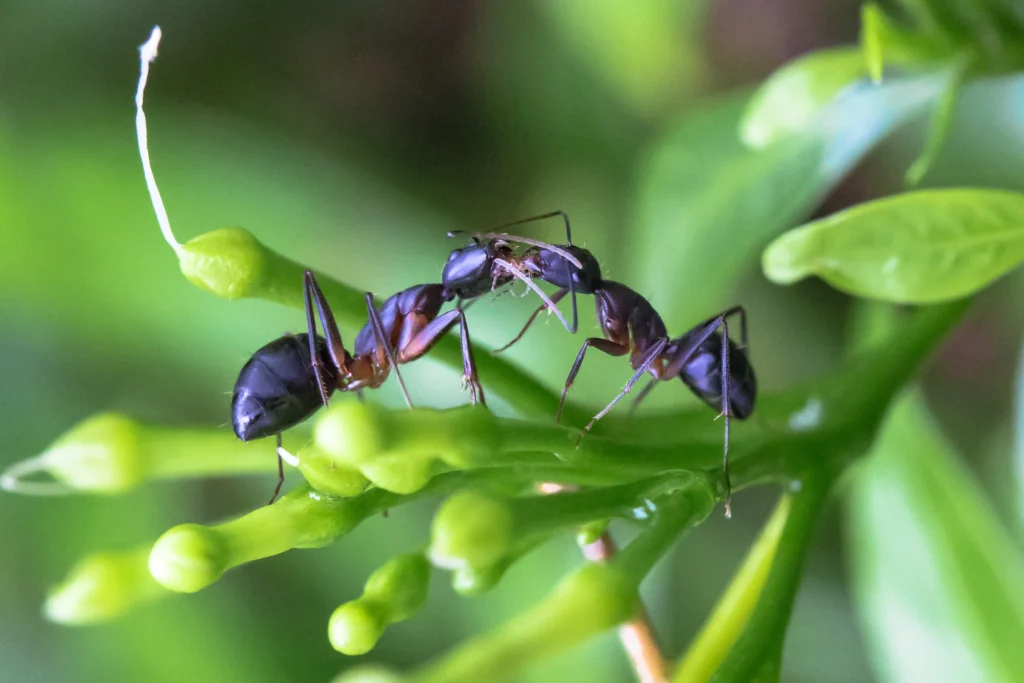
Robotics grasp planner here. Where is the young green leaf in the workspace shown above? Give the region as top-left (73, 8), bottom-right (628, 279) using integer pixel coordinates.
top-left (740, 47), bottom-right (867, 149)
top-left (630, 72), bottom-right (945, 327)
top-left (861, 3), bottom-right (887, 83)
top-left (763, 188), bottom-right (1024, 302)
top-left (906, 61), bottom-right (968, 185)
top-left (847, 392), bottom-right (1024, 682)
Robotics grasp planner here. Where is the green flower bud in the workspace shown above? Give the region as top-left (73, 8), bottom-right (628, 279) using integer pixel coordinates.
top-left (330, 665), bottom-right (404, 683)
top-left (329, 601), bottom-right (384, 655)
top-left (428, 491), bottom-right (513, 572)
top-left (329, 553), bottom-right (430, 655)
top-left (576, 519), bottom-right (610, 547)
top-left (178, 228), bottom-right (265, 300)
top-left (149, 524), bottom-right (229, 593)
top-left (314, 401), bottom-right (385, 468)
top-left (296, 442), bottom-right (370, 497)
top-left (451, 563), bottom-right (506, 596)
top-left (1, 413), bottom-right (280, 496)
top-left (44, 548), bottom-right (165, 625)
top-left (1, 413), bottom-right (143, 495)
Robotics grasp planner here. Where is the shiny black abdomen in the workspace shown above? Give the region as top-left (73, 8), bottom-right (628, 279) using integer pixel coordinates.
top-left (231, 334), bottom-right (336, 441)
top-left (676, 333), bottom-right (756, 419)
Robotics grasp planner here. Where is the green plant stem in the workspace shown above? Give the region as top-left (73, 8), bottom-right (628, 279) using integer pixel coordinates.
top-left (674, 494), bottom-right (793, 682)
top-left (413, 487), bottom-right (711, 683)
top-left (709, 470), bottom-right (833, 682)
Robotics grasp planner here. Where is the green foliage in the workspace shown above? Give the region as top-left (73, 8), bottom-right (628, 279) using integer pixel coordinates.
top-left (6, 5), bottom-right (1024, 683)
top-left (763, 189), bottom-right (1024, 302)
top-left (848, 392), bottom-right (1024, 682)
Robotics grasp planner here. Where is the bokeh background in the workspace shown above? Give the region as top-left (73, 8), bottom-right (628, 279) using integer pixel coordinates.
top-left (3, 1), bottom-right (1024, 682)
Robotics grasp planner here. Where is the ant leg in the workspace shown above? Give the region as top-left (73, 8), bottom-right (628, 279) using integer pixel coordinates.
top-left (494, 258), bottom-right (574, 333)
top-left (493, 288), bottom-right (569, 353)
top-left (397, 309), bottom-right (487, 406)
top-left (364, 292), bottom-right (413, 410)
top-left (662, 314), bottom-right (735, 518)
top-left (556, 338), bottom-right (630, 423)
top-left (626, 378), bottom-right (659, 419)
top-left (269, 434), bottom-right (285, 504)
top-left (578, 338), bottom-right (669, 443)
top-left (303, 271), bottom-right (348, 405)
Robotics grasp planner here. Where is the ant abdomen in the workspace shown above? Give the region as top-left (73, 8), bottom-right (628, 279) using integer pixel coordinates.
top-left (676, 335), bottom-right (756, 420)
top-left (231, 333), bottom-right (338, 441)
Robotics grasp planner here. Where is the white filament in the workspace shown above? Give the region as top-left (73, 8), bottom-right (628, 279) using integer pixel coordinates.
top-left (136, 26), bottom-right (182, 254)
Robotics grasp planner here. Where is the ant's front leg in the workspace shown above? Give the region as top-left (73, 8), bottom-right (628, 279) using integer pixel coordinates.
top-left (493, 287), bottom-right (569, 353)
top-left (556, 337), bottom-right (630, 423)
top-left (397, 309), bottom-right (487, 407)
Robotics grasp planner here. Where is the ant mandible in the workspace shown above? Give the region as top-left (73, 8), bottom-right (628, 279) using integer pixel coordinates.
top-left (231, 271), bottom-right (488, 503)
top-left (452, 212), bottom-right (757, 517)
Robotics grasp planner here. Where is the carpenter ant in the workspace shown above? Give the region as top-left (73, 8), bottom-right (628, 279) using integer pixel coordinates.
top-left (231, 271), bottom-right (488, 503)
top-left (455, 212), bottom-right (756, 516)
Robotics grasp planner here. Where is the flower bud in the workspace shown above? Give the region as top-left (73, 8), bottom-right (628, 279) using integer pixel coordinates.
top-left (2, 413), bottom-right (143, 495)
top-left (329, 553), bottom-right (430, 655)
top-left (44, 548), bottom-right (164, 625)
top-left (177, 228), bottom-right (265, 300)
top-left (149, 524), bottom-right (229, 593)
top-left (428, 490), bottom-right (513, 572)
top-left (296, 442), bottom-right (370, 497)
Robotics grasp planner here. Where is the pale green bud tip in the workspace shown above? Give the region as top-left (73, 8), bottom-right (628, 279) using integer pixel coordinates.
top-left (428, 490), bottom-right (513, 571)
top-left (329, 601), bottom-right (384, 655)
top-left (314, 401), bottom-right (385, 467)
top-left (149, 524), bottom-right (229, 593)
top-left (557, 564), bottom-right (637, 629)
top-left (178, 227), bottom-right (265, 300)
top-left (297, 443), bottom-right (370, 498)
top-left (2, 413), bottom-right (142, 495)
top-left (331, 665), bottom-right (404, 683)
top-left (44, 552), bottom-right (152, 625)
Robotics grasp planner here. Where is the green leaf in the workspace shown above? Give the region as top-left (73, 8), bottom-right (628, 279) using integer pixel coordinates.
top-left (848, 391), bottom-right (1024, 682)
top-left (540, 0), bottom-right (710, 116)
top-left (740, 47), bottom-right (867, 149)
top-left (862, 4), bottom-right (887, 83)
top-left (906, 61), bottom-right (968, 185)
top-left (763, 188), bottom-right (1024, 302)
top-left (630, 73), bottom-right (946, 327)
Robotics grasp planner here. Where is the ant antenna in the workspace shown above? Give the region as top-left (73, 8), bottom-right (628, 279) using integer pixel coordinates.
top-left (136, 26), bottom-right (183, 256)
top-left (493, 258), bottom-right (574, 333)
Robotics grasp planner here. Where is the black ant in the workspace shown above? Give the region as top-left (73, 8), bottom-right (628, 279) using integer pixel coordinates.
top-left (232, 226), bottom-right (581, 503)
top-left (449, 212), bottom-right (756, 516)
top-left (232, 271), bottom-right (488, 502)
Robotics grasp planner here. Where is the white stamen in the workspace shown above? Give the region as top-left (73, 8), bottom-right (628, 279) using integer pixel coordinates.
top-left (136, 26), bottom-right (182, 255)
top-left (0, 455), bottom-right (73, 496)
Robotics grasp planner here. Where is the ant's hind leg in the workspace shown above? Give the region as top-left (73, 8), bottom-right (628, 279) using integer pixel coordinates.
top-left (269, 434), bottom-right (285, 505)
top-left (303, 271), bottom-right (349, 406)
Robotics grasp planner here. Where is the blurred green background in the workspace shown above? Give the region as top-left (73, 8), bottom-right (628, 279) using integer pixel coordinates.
top-left (3, 1), bottom-right (1024, 682)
